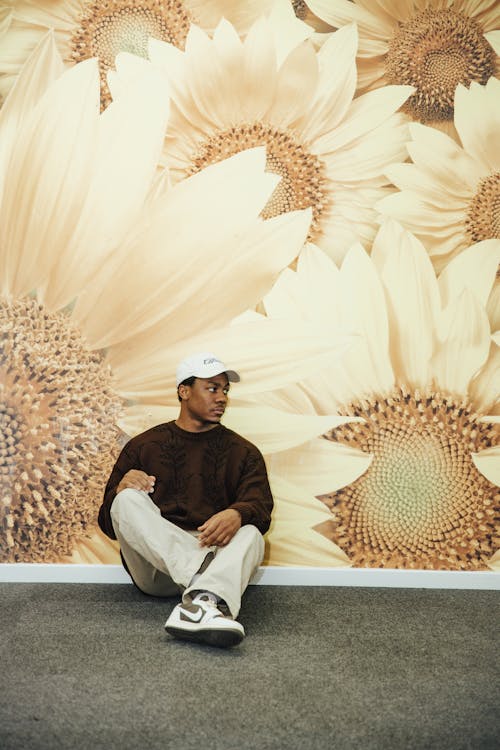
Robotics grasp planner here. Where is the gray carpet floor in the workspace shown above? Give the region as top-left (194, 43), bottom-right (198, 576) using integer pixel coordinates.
top-left (0, 583), bottom-right (498, 750)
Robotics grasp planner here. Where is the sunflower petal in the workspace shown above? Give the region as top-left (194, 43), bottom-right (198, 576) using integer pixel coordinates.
top-left (0, 58), bottom-right (100, 299)
top-left (224, 408), bottom-right (364, 455)
top-left (112, 316), bottom-right (356, 403)
top-left (264, 528), bottom-right (351, 567)
top-left (0, 32), bottom-right (63, 197)
top-left (314, 85), bottom-right (413, 154)
top-left (484, 30), bottom-right (500, 55)
top-left (74, 148), bottom-right (288, 348)
top-left (433, 288), bottom-right (491, 395)
top-left (438, 239), bottom-right (500, 309)
top-left (119, 406), bottom-right (179, 438)
top-left (472, 446), bottom-right (500, 487)
top-left (271, 40), bottom-right (318, 128)
top-left (339, 242), bottom-right (395, 394)
top-left (468, 342), bottom-right (499, 413)
top-left (267, 0), bottom-right (314, 66)
top-left (300, 24), bottom-right (358, 139)
top-left (454, 79), bottom-right (500, 172)
top-left (265, 476), bottom-right (350, 566)
top-left (306, 0), bottom-right (393, 39)
top-left (372, 220), bottom-right (440, 388)
top-left (268, 437), bottom-right (372, 494)
top-left (45, 62), bottom-right (171, 310)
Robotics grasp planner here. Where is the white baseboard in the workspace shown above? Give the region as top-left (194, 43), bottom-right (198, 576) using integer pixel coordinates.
top-left (0, 563), bottom-right (499, 590)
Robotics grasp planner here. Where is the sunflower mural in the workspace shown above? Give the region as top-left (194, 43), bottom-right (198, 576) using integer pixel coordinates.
top-left (0, 1), bottom-right (498, 572)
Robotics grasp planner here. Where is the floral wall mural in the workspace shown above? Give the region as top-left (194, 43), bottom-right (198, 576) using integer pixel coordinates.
top-left (0, 0), bottom-right (498, 572)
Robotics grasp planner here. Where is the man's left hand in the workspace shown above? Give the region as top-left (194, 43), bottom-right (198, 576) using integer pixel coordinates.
top-left (198, 509), bottom-right (242, 547)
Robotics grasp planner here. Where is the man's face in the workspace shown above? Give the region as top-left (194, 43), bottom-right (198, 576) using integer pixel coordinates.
top-left (180, 374), bottom-right (230, 426)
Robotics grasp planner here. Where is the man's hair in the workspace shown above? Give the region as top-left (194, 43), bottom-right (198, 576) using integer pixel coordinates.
top-left (177, 376), bottom-right (196, 402)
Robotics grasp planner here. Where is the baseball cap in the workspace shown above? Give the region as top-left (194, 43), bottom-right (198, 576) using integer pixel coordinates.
top-left (176, 352), bottom-right (241, 387)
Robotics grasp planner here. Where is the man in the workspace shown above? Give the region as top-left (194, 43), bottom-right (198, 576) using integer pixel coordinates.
top-left (98, 352), bottom-right (273, 648)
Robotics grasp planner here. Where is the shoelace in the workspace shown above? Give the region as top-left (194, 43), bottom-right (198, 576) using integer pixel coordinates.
top-left (193, 593), bottom-right (219, 609)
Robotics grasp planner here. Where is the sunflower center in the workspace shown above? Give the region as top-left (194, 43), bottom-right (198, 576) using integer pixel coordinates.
top-left (292, 1), bottom-right (308, 20)
top-left (70, 0), bottom-right (193, 108)
top-left (317, 387), bottom-right (499, 570)
top-left (0, 296), bottom-right (123, 562)
top-left (386, 9), bottom-right (496, 122)
top-left (188, 123), bottom-right (327, 242)
top-left (465, 172), bottom-right (500, 244)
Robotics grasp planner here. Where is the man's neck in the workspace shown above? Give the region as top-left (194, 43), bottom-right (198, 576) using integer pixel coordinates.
top-left (175, 416), bottom-right (219, 433)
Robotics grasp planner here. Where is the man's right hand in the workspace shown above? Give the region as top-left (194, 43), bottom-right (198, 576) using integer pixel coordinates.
top-left (116, 470), bottom-right (156, 495)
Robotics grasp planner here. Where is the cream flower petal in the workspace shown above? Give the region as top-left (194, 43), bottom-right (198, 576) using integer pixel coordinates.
top-left (262, 240), bottom-right (395, 407)
top-left (0, 58), bottom-right (100, 300)
top-left (356, 0), bottom-right (412, 22)
top-left (307, 0), bottom-right (393, 38)
top-left (323, 119), bottom-right (411, 183)
top-left (0, 5), bottom-right (11, 35)
top-left (338, 243), bottom-right (395, 394)
top-left (271, 40), bottom-right (319, 129)
top-left (386, 162), bottom-right (473, 205)
top-left (488, 550), bottom-right (500, 571)
top-left (468, 342), bottom-right (500, 413)
top-left (73, 149), bottom-right (293, 348)
top-left (378, 192), bottom-right (466, 230)
top-left (268, 437), bottom-right (372, 494)
top-left (112, 315), bottom-right (355, 402)
top-left (265, 476), bottom-right (350, 567)
top-left (247, 384), bottom-right (319, 415)
top-left (264, 243), bottom-right (344, 328)
top-left (437, 240), bottom-right (500, 310)
top-left (405, 123), bottom-right (485, 189)
top-left (68, 531), bottom-right (120, 565)
top-left (313, 85), bottom-right (413, 154)
top-left (266, 0), bottom-right (314, 67)
top-left (434, 288), bottom-right (492, 395)
top-left (472, 446), bottom-right (500, 486)
top-left (223, 409), bottom-right (364, 455)
top-left (119, 406), bottom-right (179, 438)
top-left (372, 220), bottom-right (440, 387)
top-left (264, 528), bottom-right (351, 567)
top-left (0, 33), bottom-right (64, 196)
top-left (485, 30), bottom-right (500, 55)
top-left (299, 24), bottom-right (358, 140)
top-left (105, 206), bottom-right (315, 365)
top-left (454, 78), bottom-right (500, 172)
top-left (187, 0), bottom-right (302, 37)
top-left (488, 273), bottom-right (500, 334)
top-left (45, 63), bottom-right (171, 310)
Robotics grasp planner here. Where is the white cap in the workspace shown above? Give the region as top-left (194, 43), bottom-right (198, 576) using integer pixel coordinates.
top-left (176, 352), bottom-right (240, 387)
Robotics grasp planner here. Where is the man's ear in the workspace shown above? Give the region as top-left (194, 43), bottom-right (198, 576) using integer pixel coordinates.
top-left (178, 384), bottom-right (190, 401)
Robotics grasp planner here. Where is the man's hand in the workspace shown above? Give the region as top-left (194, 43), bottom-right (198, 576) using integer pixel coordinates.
top-left (116, 470), bottom-right (155, 495)
top-left (198, 509), bottom-right (242, 547)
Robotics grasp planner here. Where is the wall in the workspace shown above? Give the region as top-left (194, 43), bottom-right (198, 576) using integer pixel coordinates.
top-left (0, 0), bottom-right (498, 573)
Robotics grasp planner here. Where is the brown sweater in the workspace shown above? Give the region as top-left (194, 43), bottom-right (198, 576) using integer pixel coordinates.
top-left (98, 421), bottom-right (274, 538)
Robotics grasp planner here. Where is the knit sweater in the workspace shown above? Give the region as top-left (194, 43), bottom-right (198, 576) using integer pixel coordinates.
top-left (98, 421), bottom-right (274, 537)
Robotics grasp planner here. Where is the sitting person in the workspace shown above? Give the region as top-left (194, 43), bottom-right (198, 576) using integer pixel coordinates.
top-left (98, 352), bottom-right (274, 648)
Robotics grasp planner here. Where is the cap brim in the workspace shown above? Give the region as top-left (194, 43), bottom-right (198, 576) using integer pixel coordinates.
top-left (190, 365), bottom-right (240, 383)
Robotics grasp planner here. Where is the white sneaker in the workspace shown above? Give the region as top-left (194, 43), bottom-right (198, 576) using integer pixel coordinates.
top-left (165, 592), bottom-right (244, 648)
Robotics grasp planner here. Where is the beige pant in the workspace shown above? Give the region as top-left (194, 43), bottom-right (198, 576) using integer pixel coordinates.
top-left (110, 488), bottom-right (264, 618)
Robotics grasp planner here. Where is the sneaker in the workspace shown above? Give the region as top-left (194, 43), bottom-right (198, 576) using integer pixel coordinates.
top-left (164, 592), bottom-right (244, 648)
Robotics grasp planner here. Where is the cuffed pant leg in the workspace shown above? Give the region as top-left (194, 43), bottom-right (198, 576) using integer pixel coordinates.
top-left (184, 525), bottom-right (265, 618)
top-left (110, 488), bottom-right (210, 595)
